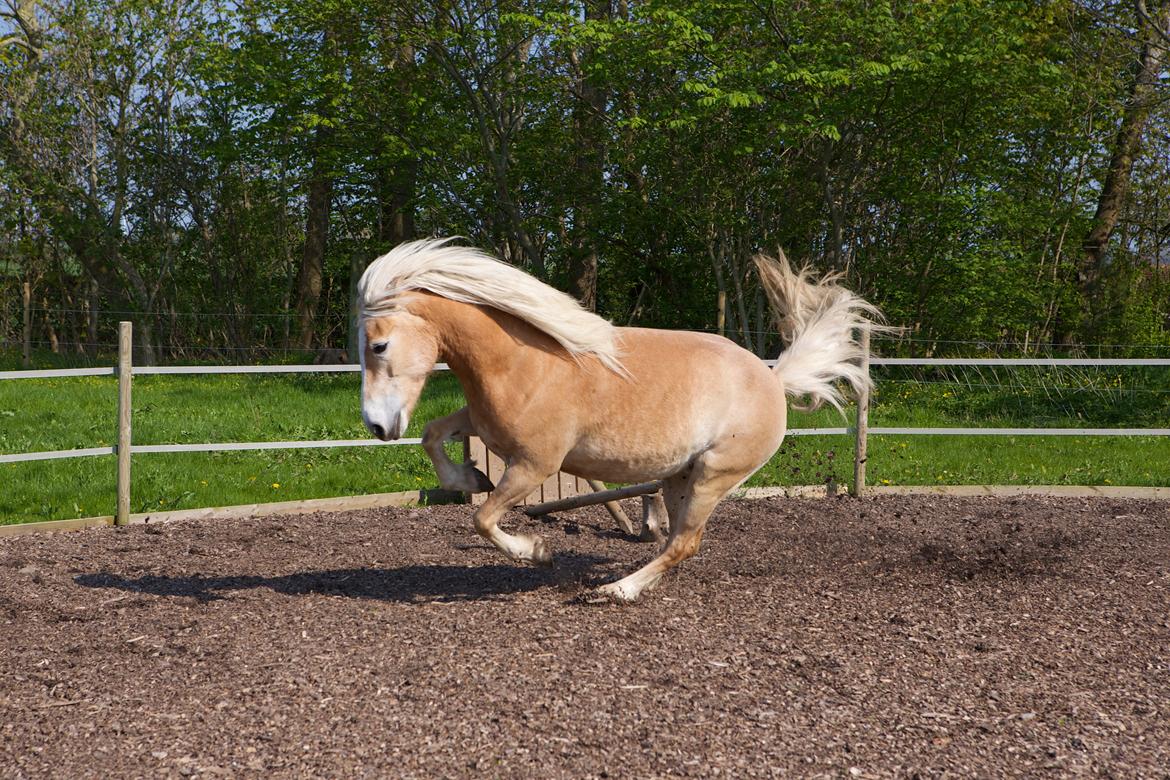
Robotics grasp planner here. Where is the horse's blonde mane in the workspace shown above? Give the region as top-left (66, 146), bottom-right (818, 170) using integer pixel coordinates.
top-left (358, 237), bottom-right (625, 375)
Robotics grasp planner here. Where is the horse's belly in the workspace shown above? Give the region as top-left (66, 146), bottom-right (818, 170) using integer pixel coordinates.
top-left (560, 439), bottom-right (697, 483)
top-left (472, 414), bottom-right (694, 482)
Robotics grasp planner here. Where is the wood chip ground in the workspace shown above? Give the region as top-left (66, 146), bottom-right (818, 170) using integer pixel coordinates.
top-left (2, 495), bottom-right (1168, 778)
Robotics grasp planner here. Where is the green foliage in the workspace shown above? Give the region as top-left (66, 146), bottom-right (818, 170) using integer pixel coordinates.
top-left (2, 0), bottom-right (1168, 355)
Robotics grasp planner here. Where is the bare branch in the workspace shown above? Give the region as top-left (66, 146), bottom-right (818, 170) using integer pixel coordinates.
top-left (1, 0), bottom-right (42, 59)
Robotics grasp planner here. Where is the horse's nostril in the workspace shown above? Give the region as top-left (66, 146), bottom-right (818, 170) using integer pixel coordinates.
top-left (370, 423), bottom-right (385, 439)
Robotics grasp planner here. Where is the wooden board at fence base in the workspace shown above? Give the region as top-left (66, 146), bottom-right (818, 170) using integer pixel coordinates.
top-left (464, 436), bottom-right (588, 506)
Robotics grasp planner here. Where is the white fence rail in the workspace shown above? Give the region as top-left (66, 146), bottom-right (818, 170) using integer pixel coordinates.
top-left (0, 367), bottom-right (116, 379)
top-left (0, 446), bottom-right (116, 463)
top-left (4, 323), bottom-right (1169, 523)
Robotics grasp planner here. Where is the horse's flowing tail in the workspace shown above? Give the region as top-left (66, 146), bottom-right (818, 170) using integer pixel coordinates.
top-left (754, 251), bottom-right (888, 413)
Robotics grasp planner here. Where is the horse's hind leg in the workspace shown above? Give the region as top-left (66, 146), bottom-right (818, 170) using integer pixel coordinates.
top-left (637, 492), bottom-right (669, 542)
top-left (597, 462), bottom-right (744, 602)
top-left (471, 462), bottom-right (555, 566)
top-left (421, 407), bottom-right (494, 493)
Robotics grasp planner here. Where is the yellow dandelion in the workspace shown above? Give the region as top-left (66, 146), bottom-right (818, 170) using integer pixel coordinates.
top-left (272, 482), bottom-right (280, 489)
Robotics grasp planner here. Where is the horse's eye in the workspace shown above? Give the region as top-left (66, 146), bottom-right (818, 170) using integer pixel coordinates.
top-left (372, 342), bottom-right (388, 355)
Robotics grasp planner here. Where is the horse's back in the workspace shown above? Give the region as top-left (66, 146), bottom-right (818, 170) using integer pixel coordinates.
top-left (615, 327), bottom-right (782, 402)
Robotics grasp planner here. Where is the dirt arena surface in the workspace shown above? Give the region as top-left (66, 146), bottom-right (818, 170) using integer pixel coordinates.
top-left (1, 494), bottom-right (1168, 778)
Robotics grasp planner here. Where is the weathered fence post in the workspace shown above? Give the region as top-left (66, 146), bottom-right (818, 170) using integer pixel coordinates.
top-left (585, 478), bottom-right (636, 536)
top-left (851, 329), bottom-right (871, 497)
top-left (22, 281), bottom-right (31, 369)
top-left (116, 321), bottom-right (133, 526)
top-left (524, 481), bottom-right (662, 518)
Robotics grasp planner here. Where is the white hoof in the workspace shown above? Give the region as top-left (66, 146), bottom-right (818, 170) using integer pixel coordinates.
top-left (524, 536), bottom-right (553, 567)
top-left (596, 579), bottom-right (642, 603)
top-left (504, 535), bottom-right (552, 567)
top-left (638, 524), bottom-right (665, 543)
top-left (597, 570), bottom-right (664, 603)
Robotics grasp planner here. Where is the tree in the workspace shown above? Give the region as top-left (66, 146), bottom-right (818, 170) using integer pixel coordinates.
top-left (1, 0), bottom-right (209, 363)
top-left (1079, 1), bottom-right (1170, 316)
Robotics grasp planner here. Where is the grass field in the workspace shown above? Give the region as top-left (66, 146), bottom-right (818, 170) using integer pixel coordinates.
top-left (2, 354), bottom-right (1168, 524)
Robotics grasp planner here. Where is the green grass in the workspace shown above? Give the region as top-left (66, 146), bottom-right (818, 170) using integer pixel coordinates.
top-left (754, 366), bottom-right (1170, 489)
top-left (1, 371), bottom-right (466, 525)
top-left (2, 358), bottom-right (1167, 525)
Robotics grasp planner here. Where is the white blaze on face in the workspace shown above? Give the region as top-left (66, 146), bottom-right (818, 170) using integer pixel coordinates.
top-left (359, 312), bottom-right (433, 441)
top-left (360, 328), bottom-right (410, 441)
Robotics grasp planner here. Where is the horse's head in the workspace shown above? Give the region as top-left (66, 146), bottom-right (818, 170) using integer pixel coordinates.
top-left (359, 299), bottom-right (439, 441)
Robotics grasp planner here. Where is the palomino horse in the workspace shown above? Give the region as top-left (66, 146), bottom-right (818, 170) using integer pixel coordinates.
top-left (358, 238), bottom-right (881, 601)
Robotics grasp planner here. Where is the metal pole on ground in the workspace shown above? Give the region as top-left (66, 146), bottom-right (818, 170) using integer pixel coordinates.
top-left (116, 322), bottom-right (133, 526)
top-left (851, 329), bottom-right (870, 497)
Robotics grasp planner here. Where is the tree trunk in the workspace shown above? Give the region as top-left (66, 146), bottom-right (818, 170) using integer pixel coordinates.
top-left (293, 27), bottom-right (338, 352)
top-left (818, 143), bottom-right (848, 272)
top-left (134, 317), bottom-right (158, 365)
top-left (41, 296), bottom-right (58, 353)
top-left (347, 250), bottom-right (365, 361)
top-left (87, 277), bottom-right (98, 354)
top-left (377, 40), bottom-right (418, 248)
top-left (22, 280), bottom-right (32, 368)
top-left (566, 1), bottom-right (610, 310)
top-left (1079, 2), bottom-right (1170, 298)
top-left (378, 159), bottom-right (417, 247)
top-left (295, 163), bottom-right (333, 351)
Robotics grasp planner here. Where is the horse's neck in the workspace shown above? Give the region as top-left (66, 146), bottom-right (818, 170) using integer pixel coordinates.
top-left (414, 293), bottom-right (563, 389)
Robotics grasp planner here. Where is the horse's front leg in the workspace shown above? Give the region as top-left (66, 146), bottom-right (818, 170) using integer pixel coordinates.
top-left (472, 462), bottom-right (554, 567)
top-left (421, 407), bottom-right (494, 493)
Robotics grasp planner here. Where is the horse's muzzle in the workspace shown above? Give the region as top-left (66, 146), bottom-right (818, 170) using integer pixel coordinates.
top-left (363, 404), bottom-right (409, 441)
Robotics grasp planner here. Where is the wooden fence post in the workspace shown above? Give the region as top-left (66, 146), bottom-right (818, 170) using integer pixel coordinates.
top-left (851, 329), bottom-right (871, 497)
top-left (116, 322), bottom-right (133, 526)
top-left (22, 281), bottom-right (31, 369)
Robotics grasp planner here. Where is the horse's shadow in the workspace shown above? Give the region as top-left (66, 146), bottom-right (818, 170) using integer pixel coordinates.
top-left (74, 553), bottom-right (614, 604)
